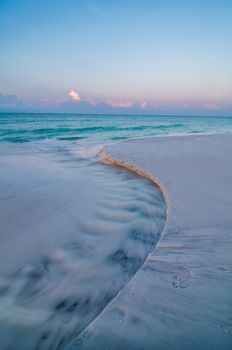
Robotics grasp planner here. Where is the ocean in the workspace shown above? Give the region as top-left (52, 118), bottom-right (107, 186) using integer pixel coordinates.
top-left (0, 113), bottom-right (231, 349)
top-left (0, 113), bottom-right (232, 145)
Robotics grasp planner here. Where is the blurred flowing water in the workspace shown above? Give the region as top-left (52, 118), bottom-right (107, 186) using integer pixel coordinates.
top-left (0, 113), bottom-right (231, 349)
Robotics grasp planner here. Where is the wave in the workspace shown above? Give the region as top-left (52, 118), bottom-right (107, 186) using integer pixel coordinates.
top-left (57, 136), bottom-right (85, 141)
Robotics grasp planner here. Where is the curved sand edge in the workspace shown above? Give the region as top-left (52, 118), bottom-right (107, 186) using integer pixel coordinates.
top-left (65, 148), bottom-right (169, 342)
top-left (99, 149), bottom-right (170, 205)
top-left (63, 148), bottom-right (169, 349)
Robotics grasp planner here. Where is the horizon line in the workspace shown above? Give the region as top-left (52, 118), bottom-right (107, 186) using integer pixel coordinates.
top-left (0, 112), bottom-right (231, 118)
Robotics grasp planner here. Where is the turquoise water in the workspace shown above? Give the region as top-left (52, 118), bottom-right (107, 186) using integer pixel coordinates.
top-left (0, 113), bottom-right (232, 145)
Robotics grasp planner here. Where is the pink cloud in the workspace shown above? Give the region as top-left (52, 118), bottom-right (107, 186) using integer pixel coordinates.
top-left (181, 102), bottom-right (190, 108)
top-left (68, 89), bottom-right (81, 102)
top-left (106, 100), bottom-right (133, 108)
top-left (140, 101), bottom-right (148, 109)
top-left (205, 103), bottom-right (219, 110)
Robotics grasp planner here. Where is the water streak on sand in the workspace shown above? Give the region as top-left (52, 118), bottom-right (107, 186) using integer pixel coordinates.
top-left (0, 145), bottom-right (167, 350)
top-left (63, 149), bottom-right (170, 347)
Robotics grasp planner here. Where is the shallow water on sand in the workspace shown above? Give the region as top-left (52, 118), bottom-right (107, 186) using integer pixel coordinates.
top-left (0, 143), bottom-right (166, 350)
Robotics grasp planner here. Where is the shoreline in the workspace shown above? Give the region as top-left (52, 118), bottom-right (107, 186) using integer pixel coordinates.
top-left (70, 133), bottom-right (232, 349)
top-left (99, 149), bottom-right (170, 204)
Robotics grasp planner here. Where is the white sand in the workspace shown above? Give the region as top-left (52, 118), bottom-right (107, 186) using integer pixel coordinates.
top-left (68, 134), bottom-right (232, 350)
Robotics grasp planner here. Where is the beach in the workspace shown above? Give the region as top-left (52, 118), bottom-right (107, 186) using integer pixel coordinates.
top-left (67, 134), bottom-right (232, 349)
top-left (1, 0), bottom-right (232, 348)
top-left (0, 114), bottom-right (232, 349)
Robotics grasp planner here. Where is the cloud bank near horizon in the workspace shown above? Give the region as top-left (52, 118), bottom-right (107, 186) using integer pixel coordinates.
top-left (0, 92), bottom-right (231, 116)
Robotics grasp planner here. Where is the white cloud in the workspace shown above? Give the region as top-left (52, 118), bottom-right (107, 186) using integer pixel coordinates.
top-left (69, 89), bottom-right (81, 102)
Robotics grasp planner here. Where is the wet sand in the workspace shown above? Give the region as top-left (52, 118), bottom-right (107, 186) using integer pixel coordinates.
top-left (0, 147), bottom-right (166, 349)
top-left (68, 134), bottom-right (232, 350)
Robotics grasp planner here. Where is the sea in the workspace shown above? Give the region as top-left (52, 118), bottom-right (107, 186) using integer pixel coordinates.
top-left (0, 113), bottom-right (231, 350)
top-left (0, 113), bottom-right (232, 145)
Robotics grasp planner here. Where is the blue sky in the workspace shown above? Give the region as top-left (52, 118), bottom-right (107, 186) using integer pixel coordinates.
top-left (0, 0), bottom-right (231, 115)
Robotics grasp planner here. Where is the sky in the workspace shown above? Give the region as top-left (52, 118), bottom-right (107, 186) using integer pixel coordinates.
top-left (0, 0), bottom-right (232, 115)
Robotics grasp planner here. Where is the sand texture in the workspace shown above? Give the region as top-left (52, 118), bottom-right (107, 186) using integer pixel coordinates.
top-left (67, 134), bottom-right (232, 350)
